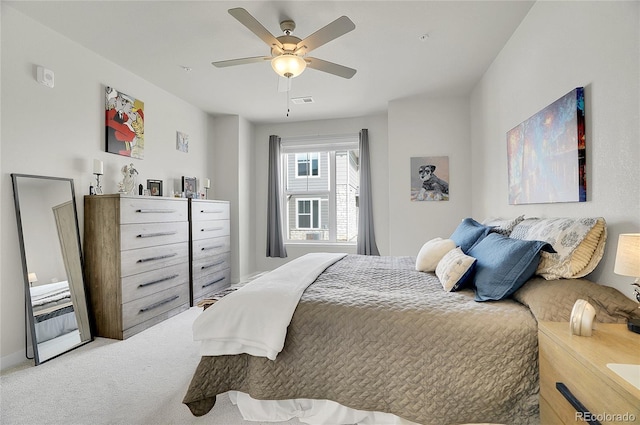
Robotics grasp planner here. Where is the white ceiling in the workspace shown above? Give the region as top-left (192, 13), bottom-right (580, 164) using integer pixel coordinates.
top-left (6, 0), bottom-right (534, 124)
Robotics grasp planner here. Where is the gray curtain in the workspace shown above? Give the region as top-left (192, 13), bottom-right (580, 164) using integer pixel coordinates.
top-left (266, 135), bottom-right (287, 258)
top-left (357, 129), bottom-right (380, 256)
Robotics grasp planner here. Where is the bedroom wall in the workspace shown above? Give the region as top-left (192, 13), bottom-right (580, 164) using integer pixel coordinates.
top-left (211, 115), bottom-right (254, 282)
top-left (252, 114), bottom-right (389, 272)
top-left (470, 1), bottom-right (640, 299)
top-left (387, 95), bottom-right (472, 256)
top-left (0, 6), bottom-right (214, 369)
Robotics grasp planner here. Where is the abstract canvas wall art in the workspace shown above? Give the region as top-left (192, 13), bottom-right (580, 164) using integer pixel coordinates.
top-left (507, 87), bottom-right (585, 205)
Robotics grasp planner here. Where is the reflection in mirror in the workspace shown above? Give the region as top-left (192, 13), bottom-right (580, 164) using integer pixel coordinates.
top-left (11, 174), bottom-right (93, 365)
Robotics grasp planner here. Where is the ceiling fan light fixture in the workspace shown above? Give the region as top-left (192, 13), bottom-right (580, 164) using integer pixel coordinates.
top-left (271, 54), bottom-right (306, 78)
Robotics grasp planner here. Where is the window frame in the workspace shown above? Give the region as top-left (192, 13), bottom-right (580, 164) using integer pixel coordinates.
top-left (295, 153), bottom-right (320, 179)
top-left (281, 134), bottom-right (360, 245)
top-left (295, 198), bottom-right (321, 230)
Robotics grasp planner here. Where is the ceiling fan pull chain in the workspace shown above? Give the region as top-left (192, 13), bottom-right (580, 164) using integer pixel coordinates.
top-left (287, 85), bottom-right (291, 117)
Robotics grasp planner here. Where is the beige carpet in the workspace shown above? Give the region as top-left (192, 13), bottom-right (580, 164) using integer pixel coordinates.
top-left (0, 307), bottom-right (301, 425)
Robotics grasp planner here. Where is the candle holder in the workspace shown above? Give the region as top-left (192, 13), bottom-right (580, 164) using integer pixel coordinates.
top-left (93, 173), bottom-right (103, 195)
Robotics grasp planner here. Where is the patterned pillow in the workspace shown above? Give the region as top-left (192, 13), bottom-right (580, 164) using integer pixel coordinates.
top-left (436, 247), bottom-right (476, 292)
top-left (482, 215), bottom-right (525, 236)
top-left (415, 238), bottom-right (456, 272)
top-left (510, 217), bottom-right (607, 279)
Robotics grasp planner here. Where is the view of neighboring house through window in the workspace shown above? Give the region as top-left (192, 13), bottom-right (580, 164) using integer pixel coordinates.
top-left (282, 135), bottom-right (359, 243)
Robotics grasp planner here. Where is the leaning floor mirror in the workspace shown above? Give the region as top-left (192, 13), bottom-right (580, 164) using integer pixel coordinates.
top-left (11, 174), bottom-right (93, 365)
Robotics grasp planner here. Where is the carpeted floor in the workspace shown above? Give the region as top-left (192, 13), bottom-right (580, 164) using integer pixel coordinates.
top-left (0, 307), bottom-right (301, 425)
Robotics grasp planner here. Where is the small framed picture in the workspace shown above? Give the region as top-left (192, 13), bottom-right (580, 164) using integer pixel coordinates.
top-left (182, 176), bottom-right (196, 198)
top-left (147, 179), bottom-right (163, 196)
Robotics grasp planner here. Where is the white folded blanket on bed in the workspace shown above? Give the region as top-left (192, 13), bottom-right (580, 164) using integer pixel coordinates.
top-left (30, 281), bottom-right (71, 306)
top-left (193, 252), bottom-right (347, 360)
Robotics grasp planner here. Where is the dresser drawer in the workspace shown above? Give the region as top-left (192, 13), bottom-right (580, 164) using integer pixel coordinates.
top-left (192, 236), bottom-right (230, 260)
top-left (191, 219), bottom-right (230, 241)
top-left (539, 330), bottom-right (640, 424)
top-left (191, 202), bottom-right (229, 222)
top-left (122, 284), bottom-right (188, 331)
top-left (192, 252), bottom-right (231, 276)
top-left (120, 221), bottom-right (188, 250)
top-left (120, 197), bottom-right (187, 224)
top-left (193, 269), bottom-right (231, 301)
top-left (121, 262), bottom-right (189, 304)
top-left (120, 242), bottom-right (188, 277)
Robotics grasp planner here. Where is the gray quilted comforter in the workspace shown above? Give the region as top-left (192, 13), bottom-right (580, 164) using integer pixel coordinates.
top-left (183, 255), bottom-right (539, 424)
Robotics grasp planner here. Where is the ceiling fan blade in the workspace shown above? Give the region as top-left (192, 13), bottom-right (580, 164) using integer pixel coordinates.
top-left (228, 8), bottom-right (283, 50)
top-left (296, 16), bottom-right (355, 55)
top-left (305, 57), bottom-right (357, 79)
top-left (212, 56), bottom-right (271, 68)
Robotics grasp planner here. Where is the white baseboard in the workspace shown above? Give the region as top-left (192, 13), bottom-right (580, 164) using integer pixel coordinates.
top-left (1, 349), bottom-right (31, 372)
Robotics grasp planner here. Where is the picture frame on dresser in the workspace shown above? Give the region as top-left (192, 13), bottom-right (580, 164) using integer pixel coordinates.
top-left (147, 179), bottom-right (162, 196)
top-left (182, 176), bottom-right (196, 199)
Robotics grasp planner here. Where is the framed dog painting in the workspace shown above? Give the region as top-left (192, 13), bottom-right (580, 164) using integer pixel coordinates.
top-left (410, 156), bottom-right (450, 201)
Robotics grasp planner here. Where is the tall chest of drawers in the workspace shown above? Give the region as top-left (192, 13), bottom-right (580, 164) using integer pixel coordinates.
top-left (189, 199), bottom-right (231, 305)
top-left (84, 195), bottom-right (190, 339)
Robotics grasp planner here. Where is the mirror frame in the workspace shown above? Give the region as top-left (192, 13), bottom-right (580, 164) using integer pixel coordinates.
top-left (11, 173), bottom-right (93, 365)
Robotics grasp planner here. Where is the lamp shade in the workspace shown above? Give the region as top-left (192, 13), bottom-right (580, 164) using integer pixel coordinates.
top-left (614, 233), bottom-right (640, 277)
top-left (271, 54), bottom-right (306, 78)
top-left (28, 272), bottom-right (38, 283)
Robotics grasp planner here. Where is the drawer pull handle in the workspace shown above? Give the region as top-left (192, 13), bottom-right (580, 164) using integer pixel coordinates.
top-left (137, 253), bottom-right (178, 263)
top-left (555, 382), bottom-right (602, 425)
top-left (201, 260), bottom-right (225, 270)
top-left (202, 277), bottom-right (226, 288)
top-left (138, 274), bottom-right (179, 288)
top-left (201, 244), bottom-right (224, 251)
top-left (139, 295), bottom-right (179, 313)
top-left (200, 209), bottom-right (225, 214)
top-left (201, 227), bottom-right (224, 232)
top-left (136, 209), bottom-right (177, 214)
top-left (137, 231), bottom-right (177, 238)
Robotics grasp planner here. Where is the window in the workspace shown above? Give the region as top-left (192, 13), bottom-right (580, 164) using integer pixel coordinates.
top-left (281, 135), bottom-right (359, 243)
top-left (296, 199), bottom-right (320, 229)
top-left (296, 153), bottom-right (319, 177)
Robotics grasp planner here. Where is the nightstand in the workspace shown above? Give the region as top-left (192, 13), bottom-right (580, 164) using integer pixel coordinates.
top-left (538, 321), bottom-right (640, 424)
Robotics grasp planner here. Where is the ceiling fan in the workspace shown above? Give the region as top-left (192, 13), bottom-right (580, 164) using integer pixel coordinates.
top-left (212, 8), bottom-right (357, 80)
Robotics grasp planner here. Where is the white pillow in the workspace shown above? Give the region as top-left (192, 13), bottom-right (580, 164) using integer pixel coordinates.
top-left (415, 238), bottom-right (456, 272)
top-left (436, 247), bottom-right (477, 292)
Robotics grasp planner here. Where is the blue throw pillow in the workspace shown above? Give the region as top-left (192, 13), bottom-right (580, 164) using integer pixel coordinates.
top-left (468, 233), bottom-right (553, 302)
top-left (450, 218), bottom-right (492, 253)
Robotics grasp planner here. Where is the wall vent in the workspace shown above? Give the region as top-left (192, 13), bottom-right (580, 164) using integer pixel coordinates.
top-left (291, 96), bottom-right (314, 104)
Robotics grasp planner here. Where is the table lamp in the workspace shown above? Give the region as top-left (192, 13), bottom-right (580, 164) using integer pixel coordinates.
top-left (614, 233), bottom-right (640, 334)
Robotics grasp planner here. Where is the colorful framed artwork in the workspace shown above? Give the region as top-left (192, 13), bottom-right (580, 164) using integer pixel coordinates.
top-left (182, 176), bottom-right (196, 199)
top-left (410, 156), bottom-right (450, 201)
top-left (105, 87), bottom-right (144, 159)
top-left (176, 131), bottom-right (189, 153)
top-left (147, 179), bottom-right (163, 196)
top-left (507, 87), bottom-right (586, 205)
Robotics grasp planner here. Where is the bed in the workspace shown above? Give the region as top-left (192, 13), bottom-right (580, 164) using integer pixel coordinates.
top-left (182, 217), bottom-right (639, 425)
top-left (30, 281), bottom-right (79, 343)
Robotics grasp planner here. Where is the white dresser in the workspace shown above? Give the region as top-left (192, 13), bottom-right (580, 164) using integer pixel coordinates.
top-left (84, 194), bottom-right (190, 339)
top-left (189, 199), bottom-right (231, 305)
